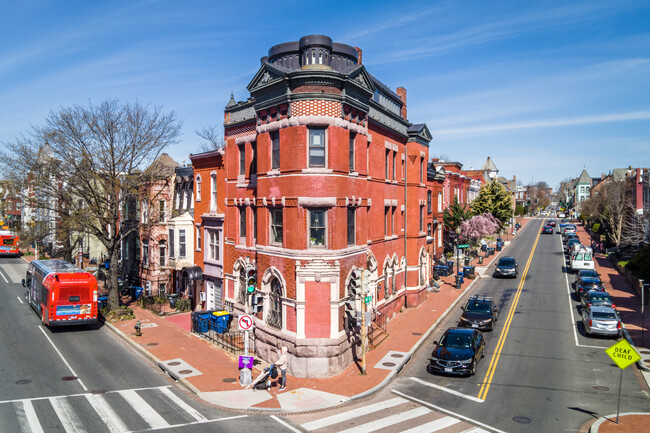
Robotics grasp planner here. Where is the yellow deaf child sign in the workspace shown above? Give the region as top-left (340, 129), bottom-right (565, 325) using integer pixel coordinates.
top-left (606, 339), bottom-right (641, 370)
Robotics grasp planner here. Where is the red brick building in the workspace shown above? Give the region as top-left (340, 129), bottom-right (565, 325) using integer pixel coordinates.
top-left (222, 35), bottom-right (433, 377)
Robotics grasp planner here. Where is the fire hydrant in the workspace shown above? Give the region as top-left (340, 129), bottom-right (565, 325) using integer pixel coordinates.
top-left (135, 321), bottom-right (142, 337)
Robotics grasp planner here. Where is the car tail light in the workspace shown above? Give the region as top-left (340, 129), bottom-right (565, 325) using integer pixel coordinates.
top-left (617, 321), bottom-right (621, 329)
top-left (589, 320), bottom-right (592, 327)
top-left (612, 304), bottom-right (616, 309)
top-left (586, 302), bottom-right (591, 307)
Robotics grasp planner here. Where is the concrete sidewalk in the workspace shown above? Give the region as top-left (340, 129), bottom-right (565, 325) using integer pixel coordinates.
top-left (102, 218), bottom-right (531, 414)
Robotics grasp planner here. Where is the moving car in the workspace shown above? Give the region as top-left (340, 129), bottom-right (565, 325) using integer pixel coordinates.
top-left (547, 220), bottom-right (556, 227)
top-left (459, 296), bottom-right (499, 331)
top-left (581, 290), bottom-right (616, 310)
top-left (429, 327), bottom-right (485, 376)
top-left (494, 257), bottom-right (518, 278)
top-left (575, 276), bottom-right (606, 300)
top-left (542, 225), bottom-right (553, 234)
top-left (582, 306), bottom-right (622, 338)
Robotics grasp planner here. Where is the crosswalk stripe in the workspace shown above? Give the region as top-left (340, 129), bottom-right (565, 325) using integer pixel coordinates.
top-left (461, 428), bottom-right (490, 432)
top-left (400, 416), bottom-right (460, 433)
top-left (337, 407), bottom-right (431, 433)
top-left (50, 397), bottom-right (87, 433)
top-left (16, 400), bottom-right (45, 433)
top-left (158, 387), bottom-right (207, 422)
top-left (301, 397), bottom-right (407, 431)
top-left (120, 389), bottom-right (170, 429)
top-left (84, 393), bottom-right (130, 433)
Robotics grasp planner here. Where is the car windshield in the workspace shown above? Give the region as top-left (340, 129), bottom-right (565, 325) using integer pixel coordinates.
top-left (582, 271), bottom-right (599, 278)
top-left (499, 258), bottom-right (515, 266)
top-left (466, 302), bottom-right (491, 313)
top-left (440, 333), bottom-right (472, 349)
top-left (590, 294), bottom-right (611, 302)
top-left (593, 312), bottom-right (617, 320)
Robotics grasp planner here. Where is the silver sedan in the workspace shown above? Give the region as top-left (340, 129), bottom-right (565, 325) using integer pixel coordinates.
top-left (582, 306), bottom-right (622, 338)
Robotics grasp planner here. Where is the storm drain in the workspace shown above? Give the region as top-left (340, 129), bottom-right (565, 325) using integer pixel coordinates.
top-left (15, 379), bottom-right (31, 385)
top-left (593, 386), bottom-right (610, 391)
top-left (374, 351), bottom-right (411, 371)
top-left (158, 358), bottom-right (202, 380)
top-left (61, 376), bottom-right (77, 381)
top-left (223, 378), bottom-right (237, 383)
top-left (513, 416), bottom-right (531, 424)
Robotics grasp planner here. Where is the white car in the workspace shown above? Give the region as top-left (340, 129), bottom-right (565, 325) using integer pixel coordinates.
top-left (570, 247), bottom-right (595, 272)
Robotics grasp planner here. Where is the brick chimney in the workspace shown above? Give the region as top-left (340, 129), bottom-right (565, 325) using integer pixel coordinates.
top-left (354, 47), bottom-right (362, 65)
top-left (396, 87), bottom-right (407, 120)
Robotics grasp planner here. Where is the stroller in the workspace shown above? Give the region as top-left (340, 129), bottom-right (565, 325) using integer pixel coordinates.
top-left (250, 364), bottom-right (277, 391)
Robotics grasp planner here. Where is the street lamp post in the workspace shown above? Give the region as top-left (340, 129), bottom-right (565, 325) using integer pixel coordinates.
top-left (640, 279), bottom-right (645, 348)
top-left (455, 227), bottom-right (462, 289)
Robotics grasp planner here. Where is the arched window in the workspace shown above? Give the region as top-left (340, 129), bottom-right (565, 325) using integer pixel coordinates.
top-left (384, 264), bottom-right (389, 299)
top-left (238, 267), bottom-right (247, 304)
top-left (267, 278), bottom-right (283, 329)
top-left (391, 263), bottom-right (397, 295)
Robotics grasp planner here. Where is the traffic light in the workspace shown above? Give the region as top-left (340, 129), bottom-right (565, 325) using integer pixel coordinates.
top-left (345, 298), bottom-right (358, 329)
top-left (251, 294), bottom-right (264, 313)
top-left (349, 268), bottom-right (362, 298)
top-left (246, 265), bottom-right (257, 293)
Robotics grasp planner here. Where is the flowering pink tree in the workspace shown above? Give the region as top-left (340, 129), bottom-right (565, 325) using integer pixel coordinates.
top-left (460, 213), bottom-right (501, 241)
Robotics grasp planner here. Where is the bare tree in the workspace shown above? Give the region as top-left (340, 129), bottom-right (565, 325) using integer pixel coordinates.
top-left (195, 124), bottom-right (224, 151)
top-left (0, 100), bottom-right (182, 309)
top-left (581, 180), bottom-right (630, 247)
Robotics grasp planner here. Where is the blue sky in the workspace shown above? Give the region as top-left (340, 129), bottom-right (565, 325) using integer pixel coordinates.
top-left (1, 0), bottom-right (648, 189)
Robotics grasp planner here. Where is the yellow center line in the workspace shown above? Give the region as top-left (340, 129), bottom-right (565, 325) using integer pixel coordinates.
top-left (477, 219), bottom-right (544, 401)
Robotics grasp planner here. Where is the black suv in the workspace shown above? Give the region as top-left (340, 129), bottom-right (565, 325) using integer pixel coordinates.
top-left (459, 296), bottom-right (499, 331)
top-left (493, 257), bottom-right (518, 278)
top-left (429, 328), bottom-right (485, 376)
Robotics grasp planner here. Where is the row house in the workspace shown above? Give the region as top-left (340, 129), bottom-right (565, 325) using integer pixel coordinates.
top-left (189, 149), bottom-right (226, 311)
top-left (221, 35), bottom-right (432, 378)
top-left (0, 180), bottom-right (22, 231)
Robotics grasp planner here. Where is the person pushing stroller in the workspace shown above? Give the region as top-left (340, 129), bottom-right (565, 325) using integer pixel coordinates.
top-left (276, 346), bottom-right (288, 391)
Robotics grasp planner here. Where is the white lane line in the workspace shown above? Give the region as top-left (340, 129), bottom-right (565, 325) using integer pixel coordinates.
top-left (462, 428), bottom-right (491, 432)
top-left (391, 390), bottom-right (507, 433)
top-left (37, 326), bottom-right (88, 391)
top-left (271, 415), bottom-right (302, 433)
top-left (50, 396), bottom-right (86, 433)
top-left (401, 416), bottom-right (461, 433)
top-left (409, 377), bottom-right (484, 403)
top-left (85, 393), bottom-right (129, 433)
top-left (0, 385), bottom-right (173, 405)
top-left (158, 387), bottom-right (207, 422)
top-left (144, 414), bottom-right (248, 431)
top-left (337, 406), bottom-right (431, 433)
top-left (120, 389), bottom-right (170, 429)
top-left (301, 397), bottom-right (407, 431)
top-left (0, 271), bottom-right (8, 283)
top-left (16, 400), bottom-right (45, 433)
top-left (17, 296), bottom-right (23, 304)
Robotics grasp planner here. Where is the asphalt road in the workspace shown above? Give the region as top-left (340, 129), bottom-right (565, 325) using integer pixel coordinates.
top-left (391, 217), bottom-right (650, 432)
top-left (0, 258), bottom-right (291, 433)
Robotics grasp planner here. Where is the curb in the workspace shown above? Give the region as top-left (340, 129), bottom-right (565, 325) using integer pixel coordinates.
top-left (589, 412), bottom-right (650, 433)
top-left (102, 318), bottom-right (203, 396)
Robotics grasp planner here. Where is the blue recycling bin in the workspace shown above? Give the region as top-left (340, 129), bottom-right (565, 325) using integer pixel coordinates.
top-left (496, 242), bottom-right (503, 252)
top-left (463, 266), bottom-right (475, 277)
top-left (488, 247), bottom-right (495, 256)
top-left (447, 261), bottom-right (454, 274)
top-left (458, 272), bottom-right (464, 285)
top-left (192, 310), bottom-right (217, 333)
top-left (434, 265), bottom-right (448, 277)
top-left (134, 287), bottom-right (144, 300)
top-left (97, 296), bottom-right (108, 310)
top-left (211, 311), bottom-right (231, 334)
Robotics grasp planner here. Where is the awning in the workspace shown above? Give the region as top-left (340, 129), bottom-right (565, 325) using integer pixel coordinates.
top-left (182, 266), bottom-right (204, 281)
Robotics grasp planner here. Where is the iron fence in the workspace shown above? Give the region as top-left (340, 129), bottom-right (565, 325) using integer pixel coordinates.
top-left (191, 313), bottom-right (247, 356)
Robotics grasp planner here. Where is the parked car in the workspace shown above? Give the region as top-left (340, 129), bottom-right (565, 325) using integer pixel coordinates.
top-left (493, 257), bottom-right (518, 278)
top-left (542, 225), bottom-right (553, 234)
top-left (570, 247), bottom-right (594, 272)
top-left (459, 296), bottom-right (499, 331)
top-left (565, 238), bottom-right (581, 254)
top-left (562, 225), bottom-right (577, 237)
top-left (582, 290), bottom-right (616, 310)
top-left (429, 327), bottom-right (485, 376)
top-left (582, 306), bottom-right (622, 338)
top-left (575, 269), bottom-right (599, 285)
top-left (575, 276), bottom-right (606, 300)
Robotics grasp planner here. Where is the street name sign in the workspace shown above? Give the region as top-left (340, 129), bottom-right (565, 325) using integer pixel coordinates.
top-left (458, 244), bottom-right (470, 249)
top-left (364, 295), bottom-right (372, 304)
top-left (606, 339), bottom-right (641, 370)
top-left (238, 315), bottom-right (254, 331)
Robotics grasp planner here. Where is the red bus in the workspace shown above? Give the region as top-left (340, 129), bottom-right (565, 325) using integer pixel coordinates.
top-left (23, 260), bottom-right (98, 326)
top-left (0, 230), bottom-right (20, 256)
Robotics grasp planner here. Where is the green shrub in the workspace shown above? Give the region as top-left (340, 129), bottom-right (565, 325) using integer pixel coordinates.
top-left (103, 305), bottom-right (135, 322)
top-left (627, 246), bottom-right (650, 281)
top-left (154, 295), bottom-right (167, 304)
top-left (592, 223), bottom-right (600, 233)
top-left (617, 260), bottom-right (629, 268)
top-left (175, 298), bottom-right (192, 312)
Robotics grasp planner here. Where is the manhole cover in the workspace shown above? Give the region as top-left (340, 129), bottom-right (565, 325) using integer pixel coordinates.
top-left (640, 350), bottom-right (650, 354)
top-left (513, 416), bottom-right (531, 424)
top-left (390, 353), bottom-right (404, 358)
top-left (91, 390), bottom-right (107, 394)
top-left (178, 370), bottom-right (193, 375)
top-left (61, 376), bottom-right (78, 381)
top-left (593, 386), bottom-right (610, 391)
top-left (223, 378), bottom-right (237, 383)
top-left (382, 362), bottom-right (396, 367)
top-left (146, 343), bottom-right (159, 346)
top-left (167, 361), bottom-right (181, 366)
top-left (412, 332), bottom-right (422, 336)
top-left (15, 379), bottom-right (31, 385)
